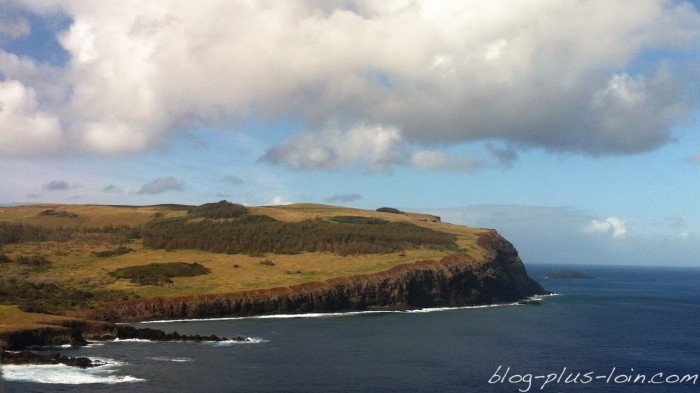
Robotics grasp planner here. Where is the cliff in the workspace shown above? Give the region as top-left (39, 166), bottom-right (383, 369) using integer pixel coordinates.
top-left (89, 231), bottom-right (547, 322)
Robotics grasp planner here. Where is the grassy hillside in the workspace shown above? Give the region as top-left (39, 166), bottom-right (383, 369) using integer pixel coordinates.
top-left (0, 202), bottom-right (490, 327)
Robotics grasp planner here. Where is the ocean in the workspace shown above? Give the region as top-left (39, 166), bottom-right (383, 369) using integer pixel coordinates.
top-left (3, 263), bottom-right (700, 392)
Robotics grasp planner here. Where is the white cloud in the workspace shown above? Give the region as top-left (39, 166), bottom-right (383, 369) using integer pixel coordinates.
top-left (271, 195), bottom-right (292, 205)
top-left (2, 0), bottom-right (699, 164)
top-left (422, 205), bottom-right (699, 265)
top-left (261, 124), bottom-right (403, 171)
top-left (135, 177), bottom-right (184, 195)
top-left (0, 80), bottom-right (63, 157)
top-left (588, 217), bottom-right (629, 239)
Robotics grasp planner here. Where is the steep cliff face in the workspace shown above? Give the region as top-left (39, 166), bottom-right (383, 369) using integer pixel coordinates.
top-left (90, 231), bottom-right (547, 322)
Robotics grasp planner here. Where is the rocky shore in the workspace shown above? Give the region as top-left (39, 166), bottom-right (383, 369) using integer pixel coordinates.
top-left (0, 323), bottom-right (249, 352)
top-left (1, 350), bottom-right (98, 368)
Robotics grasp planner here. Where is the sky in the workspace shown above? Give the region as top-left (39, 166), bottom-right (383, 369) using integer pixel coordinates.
top-left (1, 0), bottom-right (700, 266)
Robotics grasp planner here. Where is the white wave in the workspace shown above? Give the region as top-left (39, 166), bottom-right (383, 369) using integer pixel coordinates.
top-left (112, 338), bottom-right (155, 343)
top-left (207, 337), bottom-right (268, 345)
top-left (141, 303), bottom-right (531, 324)
top-left (1, 360), bottom-right (144, 385)
top-left (142, 310), bottom-right (388, 324)
top-left (405, 303), bottom-right (515, 313)
top-left (146, 356), bottom-right (193, 362)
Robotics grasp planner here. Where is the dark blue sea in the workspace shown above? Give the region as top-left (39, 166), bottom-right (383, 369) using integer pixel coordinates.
top-left (4, 264), bottom-right (700, 392)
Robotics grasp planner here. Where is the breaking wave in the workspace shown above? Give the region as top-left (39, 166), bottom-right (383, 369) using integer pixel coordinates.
top-left (1, 359), bottom-right (144, 385)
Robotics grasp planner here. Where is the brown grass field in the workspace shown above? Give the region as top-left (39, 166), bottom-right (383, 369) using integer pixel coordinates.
top-left (0, 203), bottom-right (490, 328)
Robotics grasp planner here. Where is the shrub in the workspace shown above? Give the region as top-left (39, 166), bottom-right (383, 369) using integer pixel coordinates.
top-left (0, 278), bottom-right (133, 312)
top-left (110, 262), bottom-right (211, 286)
top-left (376, 207), bottom-right (405, 214)
top-left (92, 246), bottom-right (134, 258)
top-left (15, 254), bottom-right (52, 267)
top-left (38, 209), bottom-right (78, 218)
top-left (259, 260), bottom-right (275, 266)
top-left (0, 253), bottom-right (11, 264)
top-left (329, 216), bottom-right (389, 225)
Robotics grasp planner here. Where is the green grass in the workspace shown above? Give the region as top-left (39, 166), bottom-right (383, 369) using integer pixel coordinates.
top-left (0, 202), bottom-right (492, 327)
top-left (0, 305), bottom-right (83, 333)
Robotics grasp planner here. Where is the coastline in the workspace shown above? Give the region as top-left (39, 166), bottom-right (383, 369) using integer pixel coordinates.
top-left (1, 230), bottom-right (547, 360)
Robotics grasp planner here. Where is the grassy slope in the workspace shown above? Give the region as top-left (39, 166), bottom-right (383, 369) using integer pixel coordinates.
top-left (0, 203), bottom-right (490, 327)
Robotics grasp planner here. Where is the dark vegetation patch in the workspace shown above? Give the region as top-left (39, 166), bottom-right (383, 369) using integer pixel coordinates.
top-left (92, 246), bottom-right (134, 258)
top-left (109, 262), bottom-right (211, 286)
top-left (38, 209), bottom-right (79, 218)
top-left (186, 200), bottom-right (249, 219)
top-left (143, 215), bottom-right (456, 256)
top-left (376, 207), bottom-right (406, 214)
top-left (329, 216), bottom-right (389, 225)
top-left (0, 278), bottom-right (134, 313)
top-left (0, 223), bottom-right (141, 246)
top-left (15, 254), bottom-right (52, 267)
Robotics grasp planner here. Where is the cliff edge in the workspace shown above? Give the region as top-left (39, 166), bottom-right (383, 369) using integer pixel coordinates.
top-left (90, 230), bottom-right (546, 322)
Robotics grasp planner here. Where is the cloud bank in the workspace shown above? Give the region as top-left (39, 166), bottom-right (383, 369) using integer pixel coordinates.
top-left (424, 205), bottom-right (697, 265)
top-left (1, 0), bottom-right (699, 169)
top-left (587, 217), bottom-right (629, 239)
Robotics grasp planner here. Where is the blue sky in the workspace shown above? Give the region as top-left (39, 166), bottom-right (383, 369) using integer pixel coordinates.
top-left (2, 1), bottom-right (700, 265)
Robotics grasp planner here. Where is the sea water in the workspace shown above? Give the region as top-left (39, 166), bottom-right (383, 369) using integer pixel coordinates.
top-left (3, 264), bottom-right (700, 392)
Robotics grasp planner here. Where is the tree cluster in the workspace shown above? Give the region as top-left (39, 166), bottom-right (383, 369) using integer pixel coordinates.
top-left (142, 215), bottom-right (456, 256)
top-left (329, 216), bottom-right (390, 225)
top-left (91, 246), bottom-right (134, 258)
top-left (186, 200), bottom-right (249, 219)
top-left (376, 207), bottom-right (406, 214)
top-left (0, 223), bottom-right (141, 246)
top-left (0, 277), bottom-right (132, 313)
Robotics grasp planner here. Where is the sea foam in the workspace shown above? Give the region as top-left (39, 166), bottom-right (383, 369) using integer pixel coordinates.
top-left (1, 360), bottom-right (144, 385)
top-left (140, 302), bottom-right (536, 324)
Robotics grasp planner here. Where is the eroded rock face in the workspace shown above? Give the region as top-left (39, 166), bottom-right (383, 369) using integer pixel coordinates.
top-left (90, 231), bottom-right (547, 322)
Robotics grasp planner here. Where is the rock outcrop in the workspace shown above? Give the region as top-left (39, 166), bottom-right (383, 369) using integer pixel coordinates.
top-left (0, 320), bottom-right (247, 350)
top-left (90, 230), bottom-right (547, 322)
top-left (1, 350), bottom-right (98, 368)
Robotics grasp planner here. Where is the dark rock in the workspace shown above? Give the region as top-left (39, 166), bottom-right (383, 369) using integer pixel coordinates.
top-left (1, 350), bottom-right (99, 368)
top-left (115, 325), bottom-right (247, 343)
